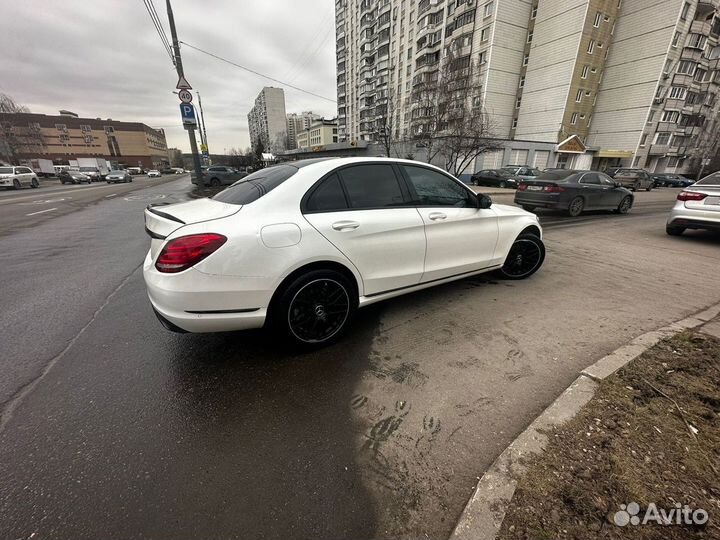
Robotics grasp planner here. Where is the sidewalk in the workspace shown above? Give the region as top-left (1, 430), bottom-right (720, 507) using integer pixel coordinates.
top-left (450, 302), bottom-right (720, 540)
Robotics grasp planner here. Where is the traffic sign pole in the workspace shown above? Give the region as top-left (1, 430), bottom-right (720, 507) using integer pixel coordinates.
top-left (166, 0), bottom-right (202, 185)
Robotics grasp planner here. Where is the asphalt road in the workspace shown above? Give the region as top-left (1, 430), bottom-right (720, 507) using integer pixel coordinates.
top-left (1, 179), bottom-right (718, 539)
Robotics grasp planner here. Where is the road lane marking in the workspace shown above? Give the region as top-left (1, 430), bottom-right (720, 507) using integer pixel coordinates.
top-left (105, 194), bottom-right (117, 198)
top-left (26, 207), bottom-right (57, 216)
top-left (18, 197), bottom-right (71, 206)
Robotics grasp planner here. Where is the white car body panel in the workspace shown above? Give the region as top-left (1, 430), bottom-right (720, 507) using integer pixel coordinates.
top-left (142, 157), bottom-right (542, 333)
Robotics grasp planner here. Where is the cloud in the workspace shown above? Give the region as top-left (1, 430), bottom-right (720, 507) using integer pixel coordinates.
top-left (0, 0), bottom-right (337, 153)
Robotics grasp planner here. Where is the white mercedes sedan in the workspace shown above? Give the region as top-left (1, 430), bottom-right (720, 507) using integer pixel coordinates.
top-left (143, 158), bottom-right (544, 346)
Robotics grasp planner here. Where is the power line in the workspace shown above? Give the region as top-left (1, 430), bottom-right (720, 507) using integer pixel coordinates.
top-left (287, 24), bottom-right (335, 84)
top-left (179, 41), bottom-right (337, 103)
top-left (142, 0), bottom-right (175, 65)
top-left (283, 13), bottom-right (334, 81)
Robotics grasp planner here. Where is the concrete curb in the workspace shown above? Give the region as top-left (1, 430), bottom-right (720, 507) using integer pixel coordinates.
top-left (449, 301), bottom-right (720, 540)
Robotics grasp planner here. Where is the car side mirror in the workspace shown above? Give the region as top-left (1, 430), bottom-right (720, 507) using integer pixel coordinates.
top-left (614, 182), bottom-right (621, 188)
top-left (477, 194), bottom-right (492, 209)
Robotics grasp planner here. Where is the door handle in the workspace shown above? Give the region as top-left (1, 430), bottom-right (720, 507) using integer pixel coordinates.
top-left (332, 220), bottom-right (360, 231)
top-left (428, 212), bottom-right (447, 221)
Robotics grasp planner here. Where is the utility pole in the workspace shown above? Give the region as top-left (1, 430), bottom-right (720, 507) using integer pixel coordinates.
top-left (166, 0), bottom-right (202, 183)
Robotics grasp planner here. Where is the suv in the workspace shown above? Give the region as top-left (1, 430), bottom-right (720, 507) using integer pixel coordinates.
top-left (612, 168), bottom-right (653, 191)
top-left (0, 165), bottom-right (40, 190)
top-left (501, 166), bottom-right (541, 181)
top-left (193, 165), bottom-right (248, 187)
top-left (78, 166), bottom-right (102, 182)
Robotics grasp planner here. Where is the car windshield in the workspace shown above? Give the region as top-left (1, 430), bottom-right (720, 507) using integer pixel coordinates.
top-left (0, 167), bottom-right (13, 174)
top-left (695, 172), bottom-right (720, 185)
top-left (109, 170), bottom-right (124, 174)
top-left (500, 167), bottom-right (519, 174)
top-left (535, 170), bottom-right (577, 182)
top-left (79, 167), bottom-right (97, 171)
top-left (213, 165), bottom-right (299, 205)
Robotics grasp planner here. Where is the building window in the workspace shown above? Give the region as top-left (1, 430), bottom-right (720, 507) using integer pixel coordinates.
top-left (593, 11), bottom-right (602, 27)
top-left (654, 132), bottom-right (671, 145)
top-left (587, 114), bottom-right (592, 127)
top-left (663, 59), bottom-right (672, 74)
top-left (661, 110), bottom-right (680, 123)
top-left (55, 124), bottom-right (67, 132)
top-left (104, 126), bottom-right (115, 134)
top-left (677, 60), bottom-right (697, 75)
top-left (516, 96), bottom-right (522, 108)
top-left (575, 89), bottom-right (583, 102)
top-left (523, 53), bottom-right (529, 66)
top-left (672, 31), bottom-right (681, 48)
top-left (80, 125), bottom-right (91, 133)
top-left (680, 2), bottom-right (690, 21)
top-left (655, 85), bottom-right (665, 98)
top-left (478, 51), bottom-right (487, 64)
top-left (581, 65), bottom-right (589, 79)
top-left (669, 86), bottom-right (687, 99)
top-left (611, 21), bottom-right (616, 35)
top-left (647, 110), bottom-right (655, 124)
top-left (512, 118), bottom-right (518, 129)
top-left (570, 112), bottom-right (578, 125)
top-left (519, 76), bottom-right (525, 88)
top-left (484, 1), bottom-right (494, 17)
top-left (531, 5), bottom-right (537, 19)
top-left (587, 39), bottom-right (595, 54)
top-left (640, 134), bottom-right (648, 147)
top-left (688, 34), bottom-right (707, 49)
top-left (527, 30), bottom-right (533, 43)
top-left (480, 27), bottom-right (490, 42)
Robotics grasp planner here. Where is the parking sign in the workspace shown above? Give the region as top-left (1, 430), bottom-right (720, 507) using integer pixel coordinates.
top-left (179, 103), bottom-right (197, 128)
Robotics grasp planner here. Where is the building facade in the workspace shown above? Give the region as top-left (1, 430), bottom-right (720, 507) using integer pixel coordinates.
top-left (286, 111), bottom-right (323, 149)
top-left (0, 110), bottom-right (169, 168)
top-left (295, 119), bottom-right (340, 148)
top-left (335, 0), bottom-right (720, 175)
top-left (247, 87), bottom-right (288, 152)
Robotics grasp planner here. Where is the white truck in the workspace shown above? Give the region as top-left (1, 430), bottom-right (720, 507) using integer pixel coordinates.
top-left (77, 157), bottom-right (110, 181)
top-left (26, 158), bottom-right (55, 178)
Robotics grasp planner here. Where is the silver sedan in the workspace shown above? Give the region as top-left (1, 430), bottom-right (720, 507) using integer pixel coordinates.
top-left (666, 172), bottom-right (720, 235)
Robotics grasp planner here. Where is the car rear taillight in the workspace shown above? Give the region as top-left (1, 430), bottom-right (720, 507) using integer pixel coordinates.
top-left (155, 233), bottom-right (227, 273)
top-left (543, 184), bottom-right (565, 193)
top-left (677, 191), bottom-right (707, 201)
top-left (517, 183), bottom-right (528, 191)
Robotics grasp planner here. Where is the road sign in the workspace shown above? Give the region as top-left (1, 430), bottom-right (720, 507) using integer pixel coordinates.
top-left (200, 143), bottom-right (208, 152)
top-left (180, 103), bottom-right (197, 128)
top-left (176, 75), bottom-right (192, 90)
top-left (178, 89), bottom-right (193, 103)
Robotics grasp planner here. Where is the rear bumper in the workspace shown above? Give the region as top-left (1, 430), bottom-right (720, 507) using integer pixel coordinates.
top-left (667, 205), bottom-right (720, 231)
top-left (514, 193), bottom-right (565, 209)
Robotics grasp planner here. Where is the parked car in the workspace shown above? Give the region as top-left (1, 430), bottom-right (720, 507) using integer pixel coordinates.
top-left (514, 169), bottom-right (634, 217)
top-left (666, 171), bottom-right (720, 236)
top-left (652, 173), bottom-right (695, 188)
top-left (604, 167), bottom-right (622, 178)
top-left (58, 170), bottom-right (92, 184)
top-left (472, 169), bottom-right (521, 189)
top-left (612, 168), bottom-right (653, 191)
top-left (127, 167), bottom-right (143, 176)
top-left (500, 166), bottom-right (542, 181)
top-left (106, 170), bottom-right (132, 184)
top-left (192, 165), bottom-right (248, 187)
top-left (0, 165), bottom-right (40, 190)
top-left (78, 166), bottom-right (103, 182)
top-left (160, 168), bottom-right (176, 175)
top-left (147, 170), bottom-right (161, 178)
top-left (144, 157), bottom-right (544, 346)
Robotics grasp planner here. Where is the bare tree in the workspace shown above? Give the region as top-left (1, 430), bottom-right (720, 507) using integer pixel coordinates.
top-left (374, 87), bottom-right (400, 157)
top-left (686, 113), bottom-right (720, 180)
top-left (0, 93), bottom-right (44, 164)
top-left (409, 48), bottom-right (503, 173)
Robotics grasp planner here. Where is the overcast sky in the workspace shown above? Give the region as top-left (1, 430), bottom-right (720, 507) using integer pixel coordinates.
top-left (0, 0), bottom-right (337, 153)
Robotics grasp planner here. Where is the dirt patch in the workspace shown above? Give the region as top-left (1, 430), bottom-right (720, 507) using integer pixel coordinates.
top-left (498, 330), bottom-right (720, 540)
top-left (188, 184), bottom-right (224, 199)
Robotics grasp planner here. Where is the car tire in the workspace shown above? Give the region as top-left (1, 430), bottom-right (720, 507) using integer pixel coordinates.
top-left (632, 182), bottom-right (640, 191)
top-left (210, 178), bottom-right (221, 187)
top-left (31, 178), bottom-right (39, 188)
top-left (499, 180), bottom-right (507, 188)
top-left (272, 269), bottom-right (356, 348)
top-left (522, 205), bottom-right (536, 212)
top-left (614, 196), bottom-right (632, 214)
top-left (567, 196), bottom-right (585, 217)
top-left (498, 233), bottom-right (545, 280)
top-left (666, 225), bottom-right (685, 236)
top-left (13, 179), bottom-right (21, 190)
top-left (645, 184), bottom-right (652, 191)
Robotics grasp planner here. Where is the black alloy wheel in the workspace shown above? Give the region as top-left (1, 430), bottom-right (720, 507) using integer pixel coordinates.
top-left (666, 225), bottom-right (685, 236)
top-left (13, 179), bottom-right (21, 190)
top-left (499, 180), bottom-right (507, 188)
top-left (31, 178), bottom-right (39, 188)
top-left (567, 196), bottom-right (585, 217)
top-left (499, 233), bottom-right (545, 280)
top-left (210, 178), bottom-right (221, 187)
top-left (615, 196), bottom-right (632, 214)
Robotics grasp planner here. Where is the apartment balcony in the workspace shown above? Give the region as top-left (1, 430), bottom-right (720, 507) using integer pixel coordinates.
top-left (656, 121), bottom-right (679, 132)
top-left (696, 1), bottom-right (719, 18)
top-left (455, 44), bottom-right (472, 57)
top-left (691, 19), bottom-right (712, 35)
top-left (378, 0), bottom-right (391, 16)
top-left (664, 97), bottom-right (685, 110)
top-left (376, 18), bottom-right (391, 32)
top-left (649, 143), bottom-right (670, 155)
top-left (360, 0), bottom-right (374, 14)
top-left (673, 73), bottom-right (697, 86)
top-left (681, 47), bottom-right (704, 62)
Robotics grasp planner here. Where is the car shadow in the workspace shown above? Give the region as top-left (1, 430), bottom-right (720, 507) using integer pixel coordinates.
top-left (163, 304), bottom-right (385, 540)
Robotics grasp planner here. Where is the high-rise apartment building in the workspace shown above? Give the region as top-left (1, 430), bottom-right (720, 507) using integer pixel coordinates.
top-left (286, 111), bottom-right (323, 149)
top-left (247, 87), bottom-right (288, 152)
top-left (335, 0), bottom-right (720, 174)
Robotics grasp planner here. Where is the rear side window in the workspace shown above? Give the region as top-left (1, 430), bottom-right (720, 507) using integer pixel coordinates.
top-left (580, 173), bottom-right (601, 185)
top-left (338, 164), bottom-right (405, 209)
top-left (305, 173), bottom-right (348, 212)
top-left (213, 165), bottom-right (298, 205)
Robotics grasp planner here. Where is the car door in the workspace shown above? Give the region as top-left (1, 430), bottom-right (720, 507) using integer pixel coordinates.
top-left (16, 167), bottom-right (29, 186)
top-left (400, 164), bottom-right (499, 282)
top-left (303, 164), bottom-right (426, 296)
top-left (577, 173), bottom-right (609, 208)
top-left (598, 172), bottom-right (625, 206)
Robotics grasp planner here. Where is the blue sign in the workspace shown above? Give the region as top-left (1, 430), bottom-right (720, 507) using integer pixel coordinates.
top-left (180, 103), bottom-right (197, 127)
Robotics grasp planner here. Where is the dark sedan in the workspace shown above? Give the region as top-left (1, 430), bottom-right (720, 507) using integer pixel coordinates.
top-left (514, 169), bottom-right (634, 217)
top-left (471, 169), bottom-right (520, 189)
top-left (58, 171), bottom-right (92, 184)
top-left (652, 173), bottom-right (695, 188)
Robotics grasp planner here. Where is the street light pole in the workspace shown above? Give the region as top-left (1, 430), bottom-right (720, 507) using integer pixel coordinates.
top-left (166, 0), bottom-right (202, 182)
top-left (197, 91), bottom-right (208, 150)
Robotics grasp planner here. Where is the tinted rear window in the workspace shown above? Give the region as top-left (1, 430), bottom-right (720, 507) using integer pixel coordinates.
top-left (339, 164), bottom-right (405, 209)
top-left (212, 165), bottom-right (298, 205)
top-left (696, 172), bottom-right (720, 185)
top-left (0, 167), bottom-right (13, 174)
top-left (535, 170), bottom-right (578, 182)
